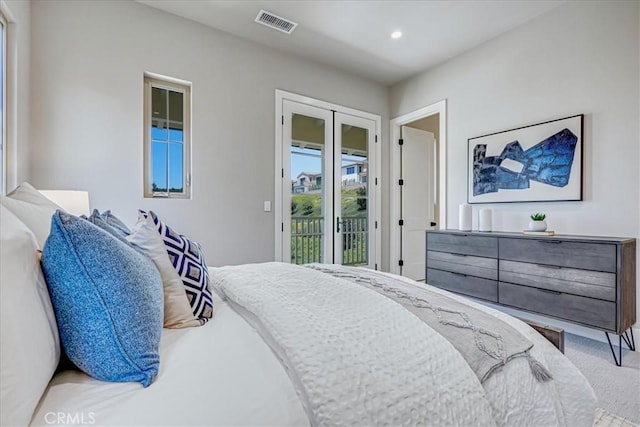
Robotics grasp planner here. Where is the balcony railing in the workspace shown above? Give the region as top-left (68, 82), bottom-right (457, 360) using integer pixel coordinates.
top-left (291, 216), bottom-right (367, 266)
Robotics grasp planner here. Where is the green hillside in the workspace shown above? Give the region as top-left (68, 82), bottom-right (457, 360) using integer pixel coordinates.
top-left (291, 187), bottom-right (367, 217)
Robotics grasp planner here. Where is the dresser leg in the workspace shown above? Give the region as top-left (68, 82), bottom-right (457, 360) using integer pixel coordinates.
top-left (605, 329), bottom-right (635, 367)
top-left (605, 332), bottom-right (623, 366)
top-left (621, 328), bottom-right (635, 352)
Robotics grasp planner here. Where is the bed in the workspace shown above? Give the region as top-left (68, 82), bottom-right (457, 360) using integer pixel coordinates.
top-left (0, 184), bottom-right (597, 427)
top-left (28, 261), bottom-right (595, 427)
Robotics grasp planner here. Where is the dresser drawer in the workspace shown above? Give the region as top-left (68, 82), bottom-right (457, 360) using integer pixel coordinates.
top-left (427, 268), bottom-right (497, 302)
top-left (498, 282), bottom-right (616, 331)
top-left (499, 238), bottom-right (616, 272)
top-left (427, 233), bottom-right (498, 258)
top-left (499, 260), bottom-right (616, 301)
top-left (427, 251), bottom-right (497, 280)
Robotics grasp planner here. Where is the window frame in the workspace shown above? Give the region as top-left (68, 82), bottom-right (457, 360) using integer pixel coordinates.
top-left (143, 74), bottom-right (191, 199)
top-left (0, 11), bottom-right (6, 195)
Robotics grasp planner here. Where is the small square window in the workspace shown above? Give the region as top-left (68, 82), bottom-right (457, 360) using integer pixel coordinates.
top-left (144, 75), bottom-right (191, 198)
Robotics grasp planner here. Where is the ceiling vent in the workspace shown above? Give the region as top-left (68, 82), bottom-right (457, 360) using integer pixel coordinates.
top-left (255, 9), bottom-right (298, 34)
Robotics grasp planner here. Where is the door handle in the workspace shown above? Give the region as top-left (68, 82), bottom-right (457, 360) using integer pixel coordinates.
top-left (336, 216), bottom-right (341, 233)
top-left (430, 221), bottom-right (437, 227)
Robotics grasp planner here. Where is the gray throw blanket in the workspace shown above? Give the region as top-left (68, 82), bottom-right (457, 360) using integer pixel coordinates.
top-left (307, 264), bottom-right (552, 384)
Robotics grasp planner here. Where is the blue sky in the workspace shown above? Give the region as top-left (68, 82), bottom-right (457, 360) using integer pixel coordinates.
top-left (291, 151), bottom-right (321, 179)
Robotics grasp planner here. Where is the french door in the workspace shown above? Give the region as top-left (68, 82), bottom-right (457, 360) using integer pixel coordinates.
top-left (278, 97), bottom-right (378, 268)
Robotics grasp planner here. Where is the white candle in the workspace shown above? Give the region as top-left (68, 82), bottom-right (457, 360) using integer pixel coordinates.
top-left (459, 204), bottom-right (472, 231)
top-left (479, 208), bottom-right (492, 232)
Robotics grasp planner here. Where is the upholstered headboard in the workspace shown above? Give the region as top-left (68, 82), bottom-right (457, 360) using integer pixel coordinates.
top-left (39, 190), bottom-right (90, 216)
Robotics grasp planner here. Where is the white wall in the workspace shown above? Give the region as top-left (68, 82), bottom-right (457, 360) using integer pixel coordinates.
top-left (391, 1), bottom-right (640, 335)
top-left (29, 0), bottom-right (389, 267)
top-left (1, 0), bottom-right (30, 190)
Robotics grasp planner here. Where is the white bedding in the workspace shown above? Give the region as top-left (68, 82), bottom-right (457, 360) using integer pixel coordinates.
top-left (31, 264), bottom-right (596, 427)
top-left (31, 292), bottom-right (309, 427)
top-left (215, 262), bottom-right (497, 426)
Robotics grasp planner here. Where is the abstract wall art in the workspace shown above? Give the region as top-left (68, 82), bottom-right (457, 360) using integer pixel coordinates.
top-left (467, 114), bottom-right (583, 203)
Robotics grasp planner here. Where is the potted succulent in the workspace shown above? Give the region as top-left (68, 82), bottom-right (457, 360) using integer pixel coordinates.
top-left (528, 213), bottom-right (547, 232)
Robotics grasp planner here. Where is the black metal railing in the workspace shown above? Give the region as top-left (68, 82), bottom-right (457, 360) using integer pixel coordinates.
top-left (291, 216), bottom-right (324, 265)
top-left (291, 216), bottom-right (367, 266)
top-left (340, 216), bottom-right (368, 266)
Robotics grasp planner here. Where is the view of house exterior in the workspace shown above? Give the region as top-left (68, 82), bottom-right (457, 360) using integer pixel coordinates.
top-left (341, 162), bottom-right (367, 186)
top-left (292, 161), bottom-right (367, 193)
top-left (292, 172), bottom-right (322, 193)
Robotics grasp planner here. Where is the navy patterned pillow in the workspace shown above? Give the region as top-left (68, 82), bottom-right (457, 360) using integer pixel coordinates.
top-left (139, 210), bottom-right (213, 325)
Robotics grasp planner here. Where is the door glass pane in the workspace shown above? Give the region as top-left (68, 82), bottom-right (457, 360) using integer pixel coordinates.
top-left (341, 124), bottom-right (368, 266)
top-left (290, 113), bottom-right (325, 264)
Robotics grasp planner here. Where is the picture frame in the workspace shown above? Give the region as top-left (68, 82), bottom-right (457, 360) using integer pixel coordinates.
top-left (467, 114), bottom-right (583, 204)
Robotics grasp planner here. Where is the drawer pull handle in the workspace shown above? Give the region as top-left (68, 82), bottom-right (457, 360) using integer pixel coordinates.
top-left (538, 264), bottom-right (562, 269)
top-left (451, 253), bottom-right (468, 257)
top-left (540, 288), bottom-right (562, 295)
top-left (540, 240), bottom-right (562, 244)
top-left (451, 272), bottom-right (468, 277)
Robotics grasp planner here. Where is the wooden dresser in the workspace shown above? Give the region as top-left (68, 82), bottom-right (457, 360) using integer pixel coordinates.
top-left (425, 230), bottom-right (636, 364)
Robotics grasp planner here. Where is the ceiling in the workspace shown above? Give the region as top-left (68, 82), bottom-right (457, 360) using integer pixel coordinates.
top-left (137, 0), bottom-right (564, 85)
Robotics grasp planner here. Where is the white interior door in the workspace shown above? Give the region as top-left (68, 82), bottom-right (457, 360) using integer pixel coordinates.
top-left (401, 126), bottom-right (436, 280)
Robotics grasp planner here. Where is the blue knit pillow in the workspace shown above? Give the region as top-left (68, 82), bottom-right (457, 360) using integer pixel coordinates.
top-left (100, 210), bottom-right (131, 238)
top-left (41, 211), bottom-right (163, 387)
top-left (83, 209), bottom-right (129, 244)
top-left (139, 210), bottom-right (213, 325)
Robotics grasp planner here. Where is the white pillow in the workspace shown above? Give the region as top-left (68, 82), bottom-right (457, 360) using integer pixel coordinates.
top-left (127, 214), bottom-right (201, 328)
top-left (0, 205), bottom-right (61, 426)
top-left (0, 182), bottom-right (62, 249)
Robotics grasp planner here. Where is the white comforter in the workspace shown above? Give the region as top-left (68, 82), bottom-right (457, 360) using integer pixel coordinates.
top-left (31, 263), bottom-right (596, 427)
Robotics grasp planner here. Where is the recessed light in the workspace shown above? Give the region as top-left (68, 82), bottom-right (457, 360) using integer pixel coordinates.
top-left (391, 31), bottom-right (402, 39)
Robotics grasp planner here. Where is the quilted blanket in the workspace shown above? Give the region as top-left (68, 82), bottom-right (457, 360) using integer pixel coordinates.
top-left (212, 262), bottom-right (497, 426)
top-left (306, 264), bottom-right (552, 384)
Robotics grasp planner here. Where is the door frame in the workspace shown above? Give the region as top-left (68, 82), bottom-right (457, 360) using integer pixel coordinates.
top-left (275, 89), bottom-right (382, 269)
top-left (389, 100), bottom-right (447, 275)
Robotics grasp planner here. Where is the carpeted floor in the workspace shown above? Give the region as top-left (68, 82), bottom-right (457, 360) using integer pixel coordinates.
top-left (594, 407), bottom-right (637, 427)
top-left (563, 333), bottom-right (639, 425)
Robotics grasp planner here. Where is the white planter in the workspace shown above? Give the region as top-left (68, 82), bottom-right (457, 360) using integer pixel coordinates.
top-left (528, 220), bottom-right (547, 232)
